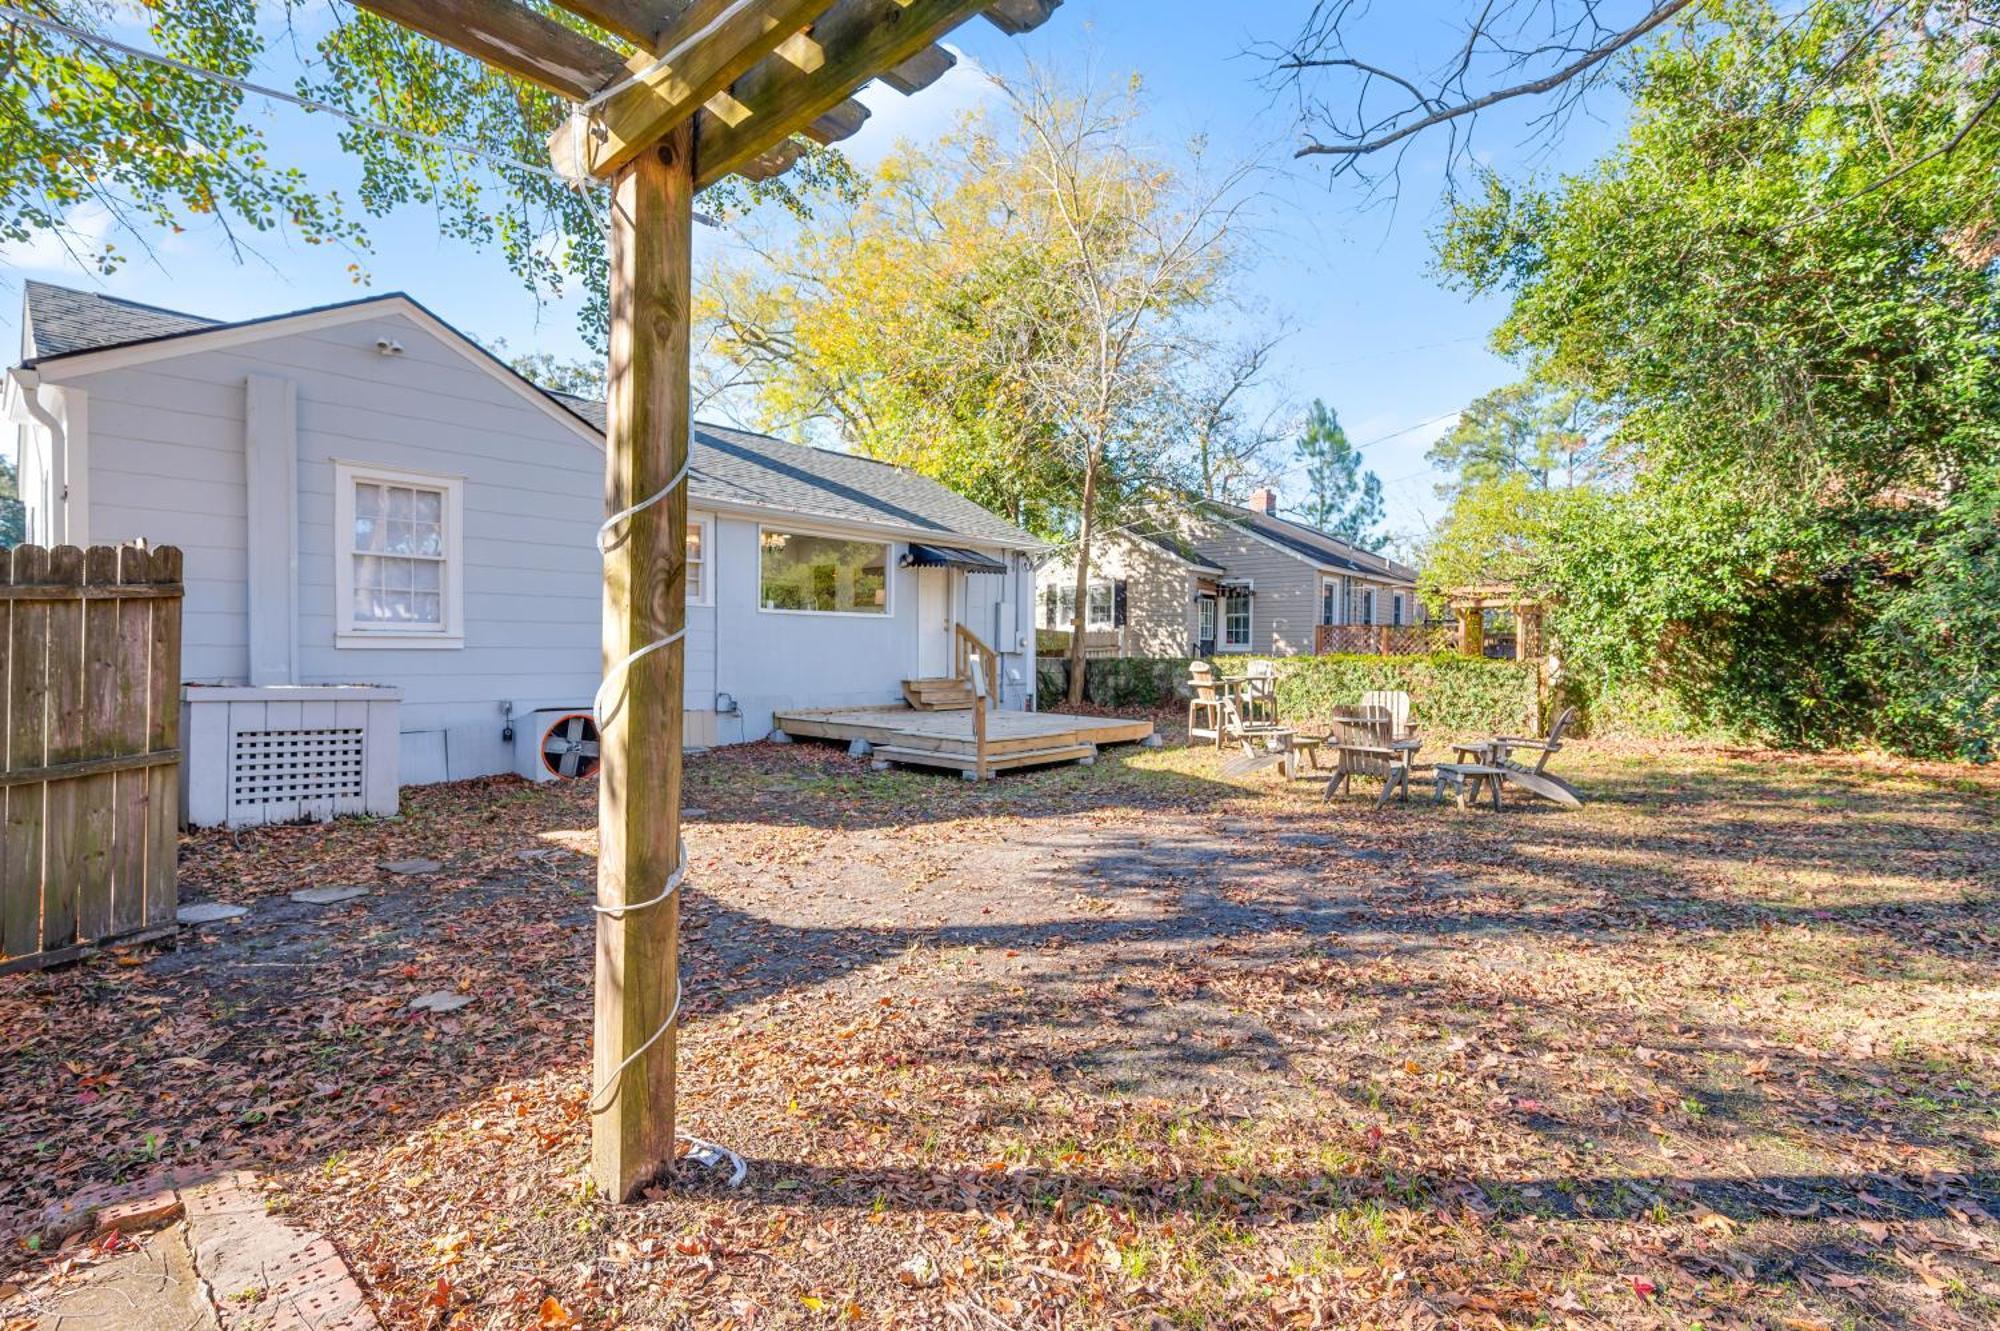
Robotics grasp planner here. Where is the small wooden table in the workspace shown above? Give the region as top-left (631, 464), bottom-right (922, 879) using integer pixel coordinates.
top-left (1433, 762), bottom-right (1504, 811)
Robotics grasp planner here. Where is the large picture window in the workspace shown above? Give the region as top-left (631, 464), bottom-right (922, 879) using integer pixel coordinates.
top-left (759, 529), bottom-right (890, 615)
top-left (334, 462), bottom-right (463, 647)
top-left (1222, 587), bottom-right (1252, 651)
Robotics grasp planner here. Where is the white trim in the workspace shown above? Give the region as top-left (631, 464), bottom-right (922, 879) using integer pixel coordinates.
top-left (57, 386), bottom-right (87, 545)
top-left (27, 296), bottom-right (605, 452)
top-left (686, 511), bottom-right (715, 607)
top-left (754, 523), bottom-right (895, 619)
top-left (1220, 585), bottom-right (1253, 651)
top-left (332, 460), bottom-right (465, 648)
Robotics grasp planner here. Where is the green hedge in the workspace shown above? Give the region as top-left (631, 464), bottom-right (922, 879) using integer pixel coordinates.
top-left (1037, 657), bottom-right (1194, 710)
top-left (1269, 653), bottom-right (1538, 737)
top-left (1034, 652), bottom-right (1538, 735)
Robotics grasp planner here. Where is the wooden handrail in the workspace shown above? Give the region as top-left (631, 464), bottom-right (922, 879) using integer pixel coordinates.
top-left (953, 623), bottom-right (998, 781)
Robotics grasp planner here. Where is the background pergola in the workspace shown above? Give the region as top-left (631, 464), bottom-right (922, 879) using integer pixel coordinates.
top-left (347, 0), bottom-right (1064, 1201)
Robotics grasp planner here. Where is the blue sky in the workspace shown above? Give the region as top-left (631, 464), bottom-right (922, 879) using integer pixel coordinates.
top-left (1, 1), bottom-right (1625, 545)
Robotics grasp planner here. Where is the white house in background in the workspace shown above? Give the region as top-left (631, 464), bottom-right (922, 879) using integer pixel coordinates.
top-left (6, 282), bottom-right (1039, 824)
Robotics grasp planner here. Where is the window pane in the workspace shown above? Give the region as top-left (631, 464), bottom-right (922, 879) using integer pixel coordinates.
top-left (413, 561), bottom-right (441, 594)
top-left (758, 531), bottom-right (889, 614)
top-left (413, 489), bottom-right (443, 524)
top-left (686, 525), bottom-right (704, 602)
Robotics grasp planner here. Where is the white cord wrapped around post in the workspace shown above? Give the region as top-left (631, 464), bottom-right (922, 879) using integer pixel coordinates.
top-left (585, 451), bottom-right (745, 1188)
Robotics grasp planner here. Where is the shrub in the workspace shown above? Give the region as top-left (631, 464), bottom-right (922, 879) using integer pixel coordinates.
top-left (1265, 653), bottom-right (1539, 737)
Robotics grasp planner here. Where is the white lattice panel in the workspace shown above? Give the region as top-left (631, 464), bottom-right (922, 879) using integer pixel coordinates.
top-left (229, 728), bottom-right (366, 815)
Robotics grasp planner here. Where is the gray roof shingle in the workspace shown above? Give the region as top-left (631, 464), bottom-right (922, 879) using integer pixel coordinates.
top-left (1209, 501), bottom-right (1417, 582)
top-left (19, 281), bottom-right (1037, 550)
top-left (22, 281), bottom-right (217, 358)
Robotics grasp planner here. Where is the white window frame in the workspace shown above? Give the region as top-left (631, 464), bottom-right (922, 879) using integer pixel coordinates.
top-left (333, 461), bottom-right (464, 650)
top-left (1320, 577), bottom-right (1343, 627)
top-left (1085, 579), bottom-right (1116, 630)
top-left (1361, 588), bottom-right (1377, 626)
top-left (686, 512), bottom-right (714, 607)
top-left (755, 524), bottom-right (894, 618)
top-left (1220, 584), bottom-right (1253, 652)
top-left (1392, 591), bottom-right (1405, 627)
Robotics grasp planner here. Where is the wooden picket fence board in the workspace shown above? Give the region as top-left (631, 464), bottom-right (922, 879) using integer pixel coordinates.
top-left (1, 543), bottom-right (183, 974)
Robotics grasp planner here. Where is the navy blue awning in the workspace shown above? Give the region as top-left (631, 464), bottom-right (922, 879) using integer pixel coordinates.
top-left (901, 543), bottom-right (1007, 573)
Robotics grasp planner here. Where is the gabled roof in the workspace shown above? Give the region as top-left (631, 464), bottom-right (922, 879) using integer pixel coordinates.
top-left (18, 281), bottom-right (1037, 551)
top-left (553, 396), bottom-right (1032, 548)
top-left (22, 281), bottom-right (218, 358)
top-left (1208, 500), bottom-right (1418, 583)
top-left (1128, 525), bottom-right (1227, 575)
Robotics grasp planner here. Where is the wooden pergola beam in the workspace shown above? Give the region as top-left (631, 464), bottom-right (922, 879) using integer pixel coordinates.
top-left (353, 0), bottom-right (628, 101)
top-left (805, 98), bottom-right (871, 145)
top-left (548, 0), bottom-right (846, 180)
top-left (551, 0), bottom-right (690, 49)
top-left (981, 0), bottom-right (1061, 36)
top-left (691, 0), bottom-right (997, 189)
top-left (877, 43), bottom-right (955, 95)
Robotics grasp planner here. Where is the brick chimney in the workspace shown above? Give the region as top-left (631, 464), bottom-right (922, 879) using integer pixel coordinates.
top-left (1249, 486), bottom-right (1279, 517)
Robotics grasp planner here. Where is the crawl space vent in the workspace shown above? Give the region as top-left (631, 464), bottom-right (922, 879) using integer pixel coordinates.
top-left (230, 728), bottom-right (367, 816)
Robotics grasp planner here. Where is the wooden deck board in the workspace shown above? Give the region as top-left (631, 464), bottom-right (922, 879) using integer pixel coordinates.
top-left (773, 705), bottom-right (1153, 762)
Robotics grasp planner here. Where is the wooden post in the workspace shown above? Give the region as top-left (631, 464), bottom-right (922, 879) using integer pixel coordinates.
top-left (593, 120), bottom-right (693, 1201)
top-left (1458, 607), bottom-right (1484, 659)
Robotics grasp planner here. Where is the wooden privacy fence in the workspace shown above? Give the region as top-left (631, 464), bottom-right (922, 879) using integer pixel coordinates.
top-left (2, 544), bottom-right (183, 974)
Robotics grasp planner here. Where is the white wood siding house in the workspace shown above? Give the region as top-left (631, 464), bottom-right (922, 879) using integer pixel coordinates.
top-left (1033, 489), bottom-right (1420, 658)
top-left (7, 284), bottom-right (1038, 821)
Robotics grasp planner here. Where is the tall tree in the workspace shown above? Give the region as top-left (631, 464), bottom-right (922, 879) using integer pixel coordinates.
top-left (1432, 0), bottom-right (2000, 754)
top-left (700, 66), bottom-right (1259, 703)
top-left (1290, 400), bottom-right (1385, 548)
top-left (1428, 381), bottom-right (1607, 496)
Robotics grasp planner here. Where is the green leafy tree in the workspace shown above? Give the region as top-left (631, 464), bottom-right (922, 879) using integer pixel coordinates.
top-left (2, 2), bottom-right (857, 349)
top-left (1429, 382), bottom-right (1606, 496)
top-left (1434, 0), bottom-right (2000, 754)
top-left (0, 451), bottom-right (23, 548)
top-left (1290, 400), bottom-right (1384, 548)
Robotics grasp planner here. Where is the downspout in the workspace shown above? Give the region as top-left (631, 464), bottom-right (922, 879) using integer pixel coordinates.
top-left (9, 368), bottom-right (65, 542)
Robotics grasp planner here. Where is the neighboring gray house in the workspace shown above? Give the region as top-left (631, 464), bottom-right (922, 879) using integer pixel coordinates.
top-left (6, 282), bottom-right (1038, 822)
top-left (1036, 488), bottom-right (1421, 658)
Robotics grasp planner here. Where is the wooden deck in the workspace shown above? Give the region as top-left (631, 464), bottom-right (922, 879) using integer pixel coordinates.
top-left (772, 706), bottom-right (1155, 777)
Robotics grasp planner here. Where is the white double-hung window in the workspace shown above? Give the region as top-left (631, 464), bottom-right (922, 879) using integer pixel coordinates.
top-left (1221, 586), bottom-right (1252, 651)
top-left (334, 462), bottom-right (464, 648)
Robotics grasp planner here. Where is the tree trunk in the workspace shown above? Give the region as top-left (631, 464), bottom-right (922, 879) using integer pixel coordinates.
top-left (1064, 452), bottom-right (1100, 707)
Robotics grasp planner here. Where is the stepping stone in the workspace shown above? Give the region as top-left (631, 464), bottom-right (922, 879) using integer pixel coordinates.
top-left (408, 991), bottom-right (473, 1014)
top-left (176, 902), bottom-right (248, 926)
top-left (378, 858), bottom-right (441, 876)
top-left (682, 807), bottom-right (709, 820)
top-left (290, 885), bottom-right (369, 906)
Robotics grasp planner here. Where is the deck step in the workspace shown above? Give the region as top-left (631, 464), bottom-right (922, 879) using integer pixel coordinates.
top-left (902, 678), bottom-right (975, 711)
top-left (873, 742), bottom-right (1097, 776)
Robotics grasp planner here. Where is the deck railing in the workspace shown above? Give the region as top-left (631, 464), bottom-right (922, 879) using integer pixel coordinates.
top-left (953, 622), bottom-right (999, 781)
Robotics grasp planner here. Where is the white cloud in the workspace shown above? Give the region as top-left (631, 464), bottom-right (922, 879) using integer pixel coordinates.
top-left (0, 202), bottom-right (116, 275)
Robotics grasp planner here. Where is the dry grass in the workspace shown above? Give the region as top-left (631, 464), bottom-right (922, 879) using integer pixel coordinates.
top-left (4, 728), bottom-right (1998, 1329)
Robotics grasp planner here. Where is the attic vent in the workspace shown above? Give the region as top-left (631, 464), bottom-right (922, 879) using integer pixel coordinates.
top-left (230, 728), bottom-right (366, 815)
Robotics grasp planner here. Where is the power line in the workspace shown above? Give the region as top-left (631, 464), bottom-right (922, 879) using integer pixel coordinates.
top-left (1, 4), bottom-right (602, 190)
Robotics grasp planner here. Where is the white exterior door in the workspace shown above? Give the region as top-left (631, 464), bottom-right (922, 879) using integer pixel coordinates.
top-left (916, 568), bottom-right (953, 678)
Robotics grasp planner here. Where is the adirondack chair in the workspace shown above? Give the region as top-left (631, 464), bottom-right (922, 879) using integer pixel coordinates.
top-left (1474, 706), bottom-right (1584, 808)
top-left (1239, 660), bottom-right (1281, 727)
top-left (1360, 690), bottom-right (1414, 741)
top-left (1187, 662), bottom-right (1225, 748)
top-left (1323, 712), bottom-right (1419, 807)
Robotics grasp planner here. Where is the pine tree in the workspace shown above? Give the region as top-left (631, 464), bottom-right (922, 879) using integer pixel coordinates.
top-left (1291, 400), bottom-right (1385, 549)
